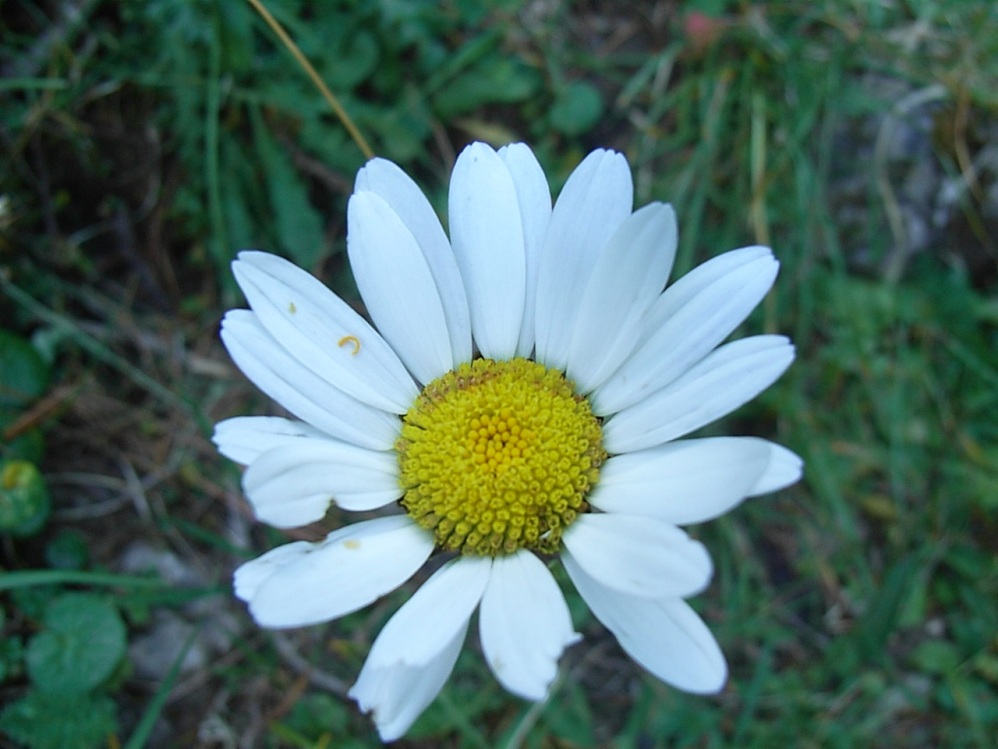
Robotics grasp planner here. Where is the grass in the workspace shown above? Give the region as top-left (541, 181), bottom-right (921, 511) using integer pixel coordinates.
top-left (1, 0), bottom-right (997, 747)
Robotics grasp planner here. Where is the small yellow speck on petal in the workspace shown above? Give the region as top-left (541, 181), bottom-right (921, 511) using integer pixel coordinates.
top-left (338, 335), bottom-right (361, 355)
top-left (343, 539), bottom-right (361, 550)
top-left (288, 301), bottom-right (297, 313)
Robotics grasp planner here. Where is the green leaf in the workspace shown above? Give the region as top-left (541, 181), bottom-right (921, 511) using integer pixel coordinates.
top-left (0, 330), bottom-right (50, 409)
top-left (44, 529), bottom-right (91, 571)
top-left (0, 690), bottom-right (117, 749)
top-left (251, 107), bottom-right (328, 269)
top-left (368, 106), bottom-right (433, 163)
top-left (122, 626), bottom-right (198, 749)
top-left (322, 31), bottom-right (380, 90)
top-left (26, 594), bottom-right (126, 695)
top-left (0, 570), bottom-right (171, 592)
top-left (277, 693), bottom-right (354, 742)
top-left (216, 0), bottom-right (254, 72)
top-left (851, 555), bottom-right (921, 663)
top-left (549, 81), bottom-right (604, 136)
top-left (432, 57), bottom-right (540, 119)
top-left (0, 460), bottom-right (50, 537)
top-left (910, 640), bottom-right (961, 675)
top-left (0, 634), bottom-right (25, 684)
top-left (0, 415), bottom-right (45, 463)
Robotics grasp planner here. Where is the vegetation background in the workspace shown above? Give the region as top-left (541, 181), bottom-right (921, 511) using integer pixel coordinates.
top-left (1, 0), bottom-right (996, 747)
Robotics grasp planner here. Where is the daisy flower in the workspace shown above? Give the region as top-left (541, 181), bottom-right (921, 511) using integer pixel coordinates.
top-left (214, 142), bottom-right (802, 741)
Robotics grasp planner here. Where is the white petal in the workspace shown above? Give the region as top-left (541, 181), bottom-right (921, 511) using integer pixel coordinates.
top-left (221, 310), bottom-right (401, 451)
top-left (243, 516), bottom-right (433, 628)
top-left (353, 621), bottom-right (467, 742)
top-left (588, 437), bottom-right (773, 524)
top-left (212, 416), bottom-right (328, 465)
top-left (534, 150), bottom-right (633, 371)
top-left (603, 335), bottom-right (795, 453)
top-left (360, 556), bottom-right (491, 667)
top-left (242, 441), bottom-right (400, 528)
top-left (347, 191), bottom-right (455, 384)
top-left (498, 143), bottom-right (552, 358)
top-left (639, 246), bottom-right (775, 346)
top-left (479, 550), bottom-right (580, 700)
top-left (748, 442), bottom-right (803, 496)
top-left (563, 556), bottom-right (727, 694)
top-left (355, 159), bottom-right (472, 365)
top-left (349, 557), bottom-right (492, 740)
top-left (449, 142), bottom-right (526, 360)
top-left (594, 246), bottom-right (778, 415)
top-left (566, 203), bottom-right (677, 393)
top-left (562, 515), bottom-right (712, 598)
top-left (232, 251), bottom-right (418, 413)
top-left (233, 540), bottom-right (313, 602)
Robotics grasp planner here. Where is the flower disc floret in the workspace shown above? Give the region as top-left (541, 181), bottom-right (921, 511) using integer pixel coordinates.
top-left (397, 358), bottom-right (606, 556)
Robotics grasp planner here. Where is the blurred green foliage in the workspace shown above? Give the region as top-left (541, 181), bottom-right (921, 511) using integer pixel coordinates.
top-left (1, 0), bottom-right (997, 747)
top-left (0, 593), bottom-right (125, 749)
top-left (0, 330), bottom-right (52, 536)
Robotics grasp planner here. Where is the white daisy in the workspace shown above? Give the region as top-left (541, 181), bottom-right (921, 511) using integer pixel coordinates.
top-left (214, 142), bottom-right (802, 742)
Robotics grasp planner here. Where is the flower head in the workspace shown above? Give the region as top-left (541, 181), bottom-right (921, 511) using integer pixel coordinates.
top-left (215, 142), bottom-right (802, 741)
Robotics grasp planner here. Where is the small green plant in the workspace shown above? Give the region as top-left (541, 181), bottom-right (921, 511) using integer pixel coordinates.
top-left (0, 329), bottom-right (51, 537)
top-left (0, 330), bottom-right (123, 749)
top-left (0, 593), bottom-right (125, 749)
top-left (0, 460), bottom-right (49, 538)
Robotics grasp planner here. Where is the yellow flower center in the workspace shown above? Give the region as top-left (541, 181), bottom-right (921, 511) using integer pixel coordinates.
top-left (397, 358), bottom-right (605, 556)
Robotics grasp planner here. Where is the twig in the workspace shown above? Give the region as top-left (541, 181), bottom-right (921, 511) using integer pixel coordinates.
top-left (0, 270), bottom-right (199, 419)
top-left (245, 0), bottom-right (374, 160)
top-left (1, 0), bottom-right (97, 79)
top-left (1, 383), bottom-right (78, 441)
top-left (271, 632), bottom-right (349, 697)
top-left (502, 667), bottom-right (568, 749)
